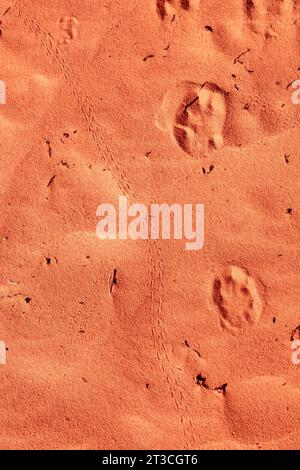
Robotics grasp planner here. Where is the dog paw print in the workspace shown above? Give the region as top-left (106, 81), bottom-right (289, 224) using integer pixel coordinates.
top-left (156, 0), bottom-right (189, 20)
top-left (209, 0), bottom-right (300, 139)
top-left (212, 0), bottom-right (299, 54)
top-left (245, 0), bottom-right (297, 39)
top-left (174, 82), bottom-right (227, 156)
top-left (156, 81), bottom-right (228, 158)
top-left (212, 266), bottom-right (263, 333)
top-left (155, 0), bottom-right (300, 154)
top-left (58, 16), bottom-right (79, 46)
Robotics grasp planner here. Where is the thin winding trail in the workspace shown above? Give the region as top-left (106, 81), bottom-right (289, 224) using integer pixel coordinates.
top-left (13, 0), bottom-right (194, 447)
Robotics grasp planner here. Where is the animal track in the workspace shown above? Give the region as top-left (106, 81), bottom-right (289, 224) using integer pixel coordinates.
top-left (244, 0), bottom-right (297, 38)
top-left (156, 0), bottom-right (191, 19)
top-left (58, 16), bottom-right (79, 45)
top-left (213, 266), bottom-right (263, 331)
top-left (17, 0), bottom-right (190, 447)
top-left (175, 82), bottom-right (227, 155)
top-left (213, 0), bottom-right (299, 54)
top-left (157, 82), bottom-right (227, 158)
top-left (155, 0), bottom-right (300, 153)
top-left (157, 0), bottom-right (298, 40)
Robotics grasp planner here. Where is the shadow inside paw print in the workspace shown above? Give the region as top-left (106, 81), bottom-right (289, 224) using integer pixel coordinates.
top-left (156, 81), bottom-right (229, 158)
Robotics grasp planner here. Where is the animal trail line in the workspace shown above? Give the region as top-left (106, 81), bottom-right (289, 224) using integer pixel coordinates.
top-left (16, 0), bottom-right (192, 447)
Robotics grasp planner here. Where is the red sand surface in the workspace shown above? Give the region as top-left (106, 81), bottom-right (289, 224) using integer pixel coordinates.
top-left (0, 0), bottom-right (299, 450)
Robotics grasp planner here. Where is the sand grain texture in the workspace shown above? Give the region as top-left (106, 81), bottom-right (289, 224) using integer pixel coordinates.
top-left (0, 0), bottom-right (299, 450)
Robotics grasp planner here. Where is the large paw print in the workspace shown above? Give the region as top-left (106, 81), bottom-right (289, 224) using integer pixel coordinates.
top-left (174, 82), bottom-right (227, 157)
top-left (58, 16), bottom-right (79, 46)
top-left (156, 81), bottom-right (228, 158)
top-left (212, 0), bottom-right (300, 54)
top-left (156, 1), bottom-right (300, 155)
top-left (213, 266), bottom-right (263, 333)
top-left (211, 0), bottom-right (300, 140)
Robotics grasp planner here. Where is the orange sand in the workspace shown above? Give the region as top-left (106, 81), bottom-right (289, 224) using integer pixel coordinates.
top-left (0, 0), bottom-right (299, 450)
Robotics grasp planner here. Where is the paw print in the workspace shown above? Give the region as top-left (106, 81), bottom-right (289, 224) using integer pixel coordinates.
top-left (58, 16), bottom-right (79, 46)
top-left (212, 266), bottom-right (263, 332)
top-left (210, 0), bottom-right (300, 141)
top-left (156, 0), bottom-right (300, 155)
top-left (212, 0), bottom-right (299, 54)
top-left (172, 82), bottom-right (227, 157)
top-left (156, 0), bottom-right (199, 20)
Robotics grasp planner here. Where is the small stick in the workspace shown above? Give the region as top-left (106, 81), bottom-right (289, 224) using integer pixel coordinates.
top-left (109, 269), bottom-right (117, 294)
top-left (47, 175), bottom-right (56, 187)
top-left (234, 48), bottom-right (250, 64)
top-left (183, 96), bottom-right (199, 114)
